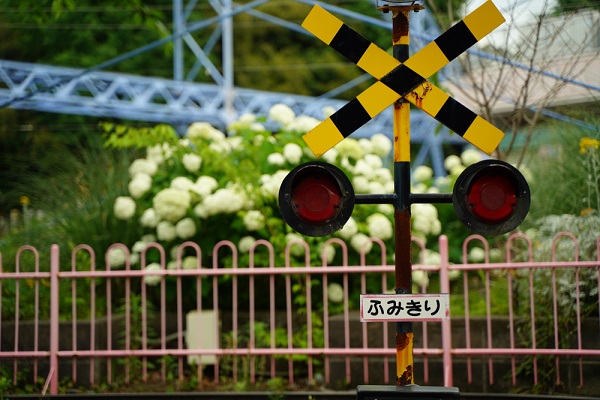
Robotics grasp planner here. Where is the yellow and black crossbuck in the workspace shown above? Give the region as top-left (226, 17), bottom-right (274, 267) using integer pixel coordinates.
top-left (301, 1), bottom-right (506, 157)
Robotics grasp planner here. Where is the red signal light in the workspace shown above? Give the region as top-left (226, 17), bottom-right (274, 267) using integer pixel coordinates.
top-left (279, 162), bottom-right (355, 237)
top-left (453, 160), bottom-right (530, 235)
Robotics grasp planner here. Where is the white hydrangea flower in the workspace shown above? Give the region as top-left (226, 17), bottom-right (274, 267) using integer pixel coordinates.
top-left (195, 176), bottom-right (219, 197)
top-left (243, 210), bottom-right (265, 231)
top-left (412, 183), bottom-right (427, 194)
top-left (285, 233), bottom-right (306, 257)
top-left (327, 282), bottom-right (344, 303)
top-left (269, 104), bottom-right (295, 126)
top-left (377, 204), bottom-right (394, 214)
top-left (198, 187), bottom-right (246, 217)
top-left (239, 113), bottom-right (256, 124)
top-left (468, 247), bottom-right (486, 263)
top-left (114, 196), bottom-right (136, 220)
top-left (171, 176), bottom-right (196, 192)
top-left (129, 158), bottom-right (158, 177)
top-left (267, 152), bottom-right (286, 166)
top-left (374, 168), bottom-right (393, 184)
top-left (321, 148), bottom-right (338, 163)
top-left (350, 233), bottom-right (373, 254)
top-left (140, 208), bottom-right (160, 228)
top-left (364, 154), bottom-right (383, 169)
top-left (338, 217), bottom-right (358, 240)
top-left (260, 170), bottom-right (289, 199)
top-left (423, 249), bottom-right (441, 266)
top-left (359, 138), bottom-right (374, 155)
top-left (141, 234), bottom-right (157, 243)
top-left (175, 217), bottom-right (197, 239)
top-left (156, 221), bottom-right (177, 241)
top-left (430, 219), bottom-right (442, 235)
top-left (227, 136), bottom-right (243, 150)
top-left (368, 181), bottom-right (385, 194)
top-left (182, 256), bottom-right (199, 270)
top-left (411, 203), bottom-right (440, 237)
top-left (461, 148), bottom-right (482, 167)
top-left (322, 106), bottom-right (335, 118)
top-left (128, 173), bottom-right (152, 199)
top-left (450, 164), bottom-right (466, 177)
top-left (434, 176), bottom-right (451, 190)
top-left (239, 236), bottom-right (256, 253)
top-left (287, 115), bottom-right (319, 133)
top-left (186, 122), bottom-right (224, 141)
top-left (209, 139), bottom-right (232, 154)
top-left (147, 145), bottom-right (165, 165)
top-left (132, 240), bottom-right (147, 253)
top-left (335, 138), bottom-right (364, 159)
top-left (251, 122), bottom-right (265, 132)
top-left (352, 176), bottom-right (370, 193)
top-left (354, 159), bottom-right (374, 178)
top-left (413, 165), bottom-right (433, 182)
top-left (143, 263), bottom-right (163, 286)
top-left (153, 188), bottom-right (191, 223)
top-left (321, 245), bottom-right (336, 264)
top-left (167, 261), bottom-right (178, 270)
top-left (340, 157), bottom-right (354, 173)
top-left (370, 134), bottom-right (392, 157)
top-left (107, 247), bottom-right (127, 268)
top-left (412, 270), bottom-right (429, 290)
top-left (367, 213), bottom-right (393, 240)
top-left (182, 153), bottom-right (202, 172)
top-left (444, 155), bottom-right (462, 171)
top-left (283, 143), bottom-right (303, 164)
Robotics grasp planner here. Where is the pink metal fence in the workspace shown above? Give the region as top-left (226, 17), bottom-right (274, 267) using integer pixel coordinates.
top-left (0, 234), bottom-right (599, 395)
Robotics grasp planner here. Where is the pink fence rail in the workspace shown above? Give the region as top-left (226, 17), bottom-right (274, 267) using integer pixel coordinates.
top-left (0, 234), bottom-right (599, 395)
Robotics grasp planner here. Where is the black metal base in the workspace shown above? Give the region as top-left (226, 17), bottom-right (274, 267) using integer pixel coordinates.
top-left (356, 385), bottom-right (460, 400)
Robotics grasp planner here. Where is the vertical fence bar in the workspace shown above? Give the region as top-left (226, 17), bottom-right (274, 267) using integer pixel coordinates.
top-left (49, 244), bottom-right (60, 394)
top-left (305, 242), bottom-right (314, 384)
top-left (438, 235), bottom-right (453, 387)
top-left (71, 248), bottom-right (78, 383)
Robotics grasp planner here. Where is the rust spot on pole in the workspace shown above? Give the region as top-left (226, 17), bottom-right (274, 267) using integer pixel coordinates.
top-left (394, 209), bottom-right (412, 290)
top-left (392, 11), bottom-right (409, 44)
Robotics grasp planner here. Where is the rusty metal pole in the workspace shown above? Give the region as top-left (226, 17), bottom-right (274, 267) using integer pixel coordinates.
top-left (380, 3), bottom-right (422, 386)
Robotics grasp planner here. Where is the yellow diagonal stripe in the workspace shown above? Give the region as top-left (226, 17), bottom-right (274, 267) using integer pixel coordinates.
top-left (463, 117), bottom-right (505, 156)
top-left (357, 81), bottom-right (400, 117)
top-left (403, 43), bottom-right (449, 80)
top-left (405, 82), bottom-right (448, 115)
top-left (357, 43), bottom-right (399, 80)
top-left (301, 4), bottom-right (343, 45)
top-left (463, 0), bottom-right (505, 41)
top-left (406, 83), bottom-right (504, 156)
top-left (302, 118), bottom-right (344, 158)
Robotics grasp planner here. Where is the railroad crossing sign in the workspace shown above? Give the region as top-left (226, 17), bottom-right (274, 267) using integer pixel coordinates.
top-left (301, 1), bottom-right (506, 158)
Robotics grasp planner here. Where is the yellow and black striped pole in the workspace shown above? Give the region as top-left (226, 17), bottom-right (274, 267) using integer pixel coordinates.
top-left (386, 3), bottom-right (421, 386)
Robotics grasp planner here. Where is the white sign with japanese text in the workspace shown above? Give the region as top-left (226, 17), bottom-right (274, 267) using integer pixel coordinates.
top-left (360, 293), bottom-right (450, 322)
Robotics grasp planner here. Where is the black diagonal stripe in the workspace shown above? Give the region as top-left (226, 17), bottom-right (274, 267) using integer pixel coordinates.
top-left (435, 21), bottom-right (477, 62)
top-left (329, 24), bottom-right (371, 64)
top-left (435, 98), bottom-right (477, 136)
top-left (330, 98), bottom-right (371, 138)
top-left (380, 64), bottom-right (426, 96)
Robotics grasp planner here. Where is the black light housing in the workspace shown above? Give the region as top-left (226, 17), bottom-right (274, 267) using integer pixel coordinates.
top-left (452, 159), bottom-right (530, 235)
top-left (279, 161), bottom-right (355, 237)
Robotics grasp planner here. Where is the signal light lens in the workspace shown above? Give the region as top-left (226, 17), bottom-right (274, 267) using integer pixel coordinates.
top-left (292, 174), bottom-right (341, 224)
top-left (279, 162), bottom-right (355, 237)
top-left (453, 160), bottom-right (530, 235)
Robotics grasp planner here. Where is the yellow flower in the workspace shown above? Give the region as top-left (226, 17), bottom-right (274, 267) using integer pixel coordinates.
top-left (579, 137), bottom-right (599, 154)
top-left (19, 196), bottom-right (30, 206)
